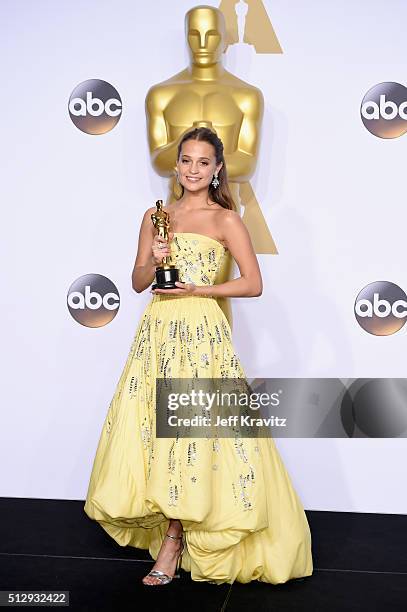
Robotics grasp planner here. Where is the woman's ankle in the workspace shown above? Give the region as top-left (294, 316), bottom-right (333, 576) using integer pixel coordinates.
top-left (166, 520), bottom-right (183, 538)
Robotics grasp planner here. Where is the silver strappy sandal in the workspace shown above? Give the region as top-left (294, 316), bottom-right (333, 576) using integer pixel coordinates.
top-left (143, 532), bottom-right (185, 586)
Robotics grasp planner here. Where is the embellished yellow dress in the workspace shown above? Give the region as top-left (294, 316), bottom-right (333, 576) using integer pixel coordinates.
top-left (84, 232), bottom-right (313, 585)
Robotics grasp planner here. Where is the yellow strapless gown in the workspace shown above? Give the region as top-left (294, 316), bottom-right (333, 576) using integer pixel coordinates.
top-left (84, 232), bottom-right (313, 585)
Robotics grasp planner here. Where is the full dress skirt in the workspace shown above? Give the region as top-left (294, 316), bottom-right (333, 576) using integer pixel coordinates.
top-left (84, 233), bottom-right (313, 584)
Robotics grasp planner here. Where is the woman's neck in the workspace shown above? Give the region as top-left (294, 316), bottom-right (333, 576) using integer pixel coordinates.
top-left (176, 191), bottom-right (211, 211)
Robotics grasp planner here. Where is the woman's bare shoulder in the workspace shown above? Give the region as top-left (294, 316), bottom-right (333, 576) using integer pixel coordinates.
top-left (217, 208), bottom-right (241, 227)
top-left (143, 205), bottom-right (159, 213)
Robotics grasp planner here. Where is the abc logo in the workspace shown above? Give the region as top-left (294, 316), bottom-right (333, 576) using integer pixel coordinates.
top-left (67, 274), bottom-right (120, 328)
top-left (354, 281), bottom-right (407, 336)
top-left (361, 82), bottom-right (407, 138)
top-left (68, 79), bottom-right (122, 135)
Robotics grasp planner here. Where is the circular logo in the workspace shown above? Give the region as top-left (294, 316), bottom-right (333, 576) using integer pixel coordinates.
top-left (68, 79), bottom-right (122, 134)
top-left (67, 274), bottom-right (120, 327)
top-left (361, 82), bottom-right (407, 138)
top-left (354, 281), bottom-right (407, 336)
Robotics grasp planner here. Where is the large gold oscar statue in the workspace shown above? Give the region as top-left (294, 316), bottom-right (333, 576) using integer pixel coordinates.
top-left (145, 4), bottom-right (277, 327)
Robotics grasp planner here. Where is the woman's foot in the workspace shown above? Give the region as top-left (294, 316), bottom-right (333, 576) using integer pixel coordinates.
top-left (142, 528), bottom-right (184, 586)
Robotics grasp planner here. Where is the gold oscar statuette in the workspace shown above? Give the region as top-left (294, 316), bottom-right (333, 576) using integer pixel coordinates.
top-left (151, 199), bottom-right (180, 290)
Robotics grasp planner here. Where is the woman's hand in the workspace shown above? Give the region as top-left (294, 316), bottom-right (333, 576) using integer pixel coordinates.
top-left (151, 232), bottom-right (173, 266)
top-left (151, 281), bottom-right (197, 296)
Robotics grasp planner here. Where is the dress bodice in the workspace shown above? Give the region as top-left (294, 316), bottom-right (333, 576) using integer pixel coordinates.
top-left (169, 232), bottom-right (228, 286)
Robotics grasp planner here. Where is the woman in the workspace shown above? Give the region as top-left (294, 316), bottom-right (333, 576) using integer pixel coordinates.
top-left (84, 127), bottom-right (313, 587)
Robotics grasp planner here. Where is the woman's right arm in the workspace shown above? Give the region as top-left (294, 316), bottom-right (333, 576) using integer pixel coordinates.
top-left (131, 207), bottom-right (172, 293)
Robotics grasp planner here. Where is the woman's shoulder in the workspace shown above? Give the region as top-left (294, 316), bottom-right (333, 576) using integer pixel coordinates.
top-left (216, 208), bottom-right (242, 227)
top-left (143, 205), bottom-right (158, 214)
top-left (217, 209), bottom-right (247, 243)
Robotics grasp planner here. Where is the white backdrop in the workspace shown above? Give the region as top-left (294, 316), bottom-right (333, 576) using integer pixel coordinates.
top-left (1, 0), bottom-right (406, 513)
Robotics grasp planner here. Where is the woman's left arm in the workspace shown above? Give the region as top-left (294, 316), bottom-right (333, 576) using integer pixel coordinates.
top-left (195, 211), bottom-right (263, 298)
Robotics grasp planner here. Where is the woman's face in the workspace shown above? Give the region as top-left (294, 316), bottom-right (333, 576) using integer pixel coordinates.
top-left (176, 139), bottom-right (222, 193)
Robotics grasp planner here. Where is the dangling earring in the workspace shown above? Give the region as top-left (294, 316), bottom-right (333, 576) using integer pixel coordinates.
top-left (211, 173), bottom-right (220, 188)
